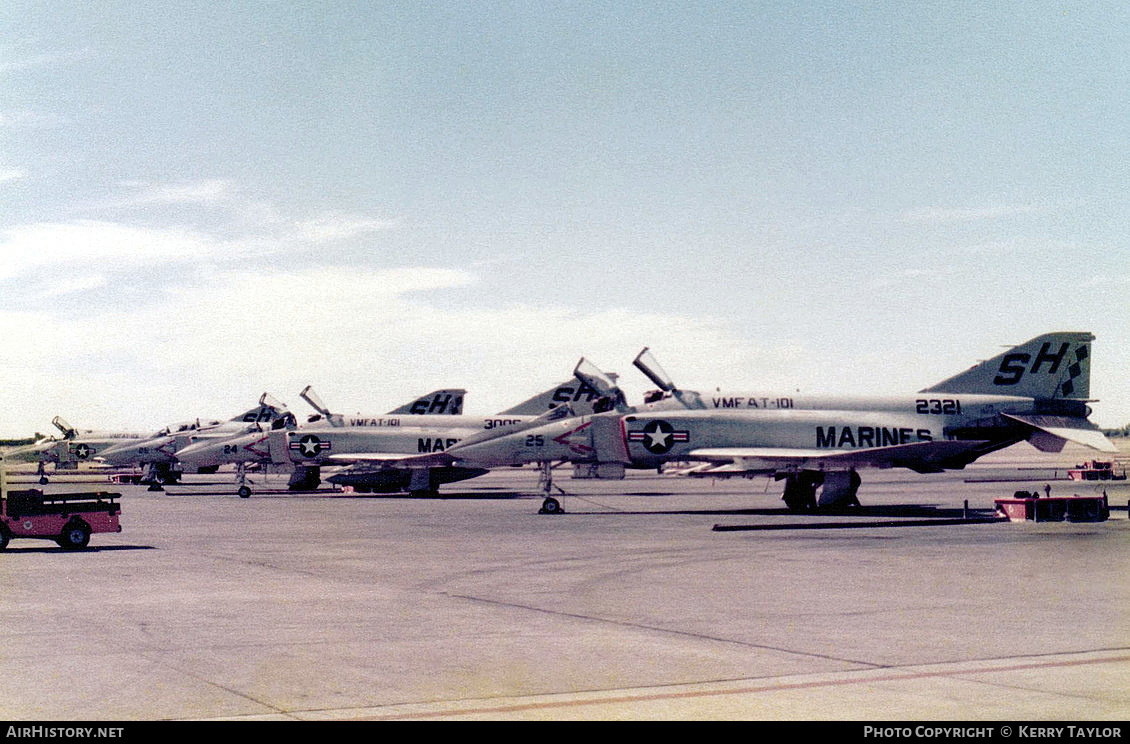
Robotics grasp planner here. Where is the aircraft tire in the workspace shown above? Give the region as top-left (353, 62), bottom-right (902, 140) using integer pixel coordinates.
top-left (59, 521), bottom-right (91, 550)
top-left (540, 497), bottom-right (563, 515)
top-left (782, 491), bottom-right (815, 512)
top-left (237, 486), bottom-right (251, 499)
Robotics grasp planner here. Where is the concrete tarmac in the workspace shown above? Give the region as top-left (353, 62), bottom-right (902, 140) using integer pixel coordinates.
top-left (1, 444), bottom-right (1127, 721)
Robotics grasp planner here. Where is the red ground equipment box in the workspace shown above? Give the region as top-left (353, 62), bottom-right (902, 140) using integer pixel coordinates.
top-left (1, 487), bottom-right (122, 550)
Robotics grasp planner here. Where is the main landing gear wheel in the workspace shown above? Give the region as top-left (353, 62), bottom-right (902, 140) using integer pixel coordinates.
top-left (779, 471), bottom-right (821, 512)
top-left (539, 497), bottom-right (563, 514)
top-left (237, 485), bottom-right (252, 499)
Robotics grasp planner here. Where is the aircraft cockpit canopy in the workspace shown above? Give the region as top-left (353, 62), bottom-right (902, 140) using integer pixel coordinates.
top-left (273, 412), bottom-right (297, 430)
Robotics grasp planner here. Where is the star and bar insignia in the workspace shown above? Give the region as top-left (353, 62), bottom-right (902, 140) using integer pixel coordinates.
top-left (290, 434), bottom-right (331, 458)
top-left (627, 420), bottom-right (689, 455)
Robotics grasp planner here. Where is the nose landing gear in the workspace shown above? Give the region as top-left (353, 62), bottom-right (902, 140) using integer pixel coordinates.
top-left (537, 462), bottom-right (568, 514)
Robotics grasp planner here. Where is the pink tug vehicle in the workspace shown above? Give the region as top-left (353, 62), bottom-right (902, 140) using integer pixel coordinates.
top-left (1, 468), bottom-right (122, 550)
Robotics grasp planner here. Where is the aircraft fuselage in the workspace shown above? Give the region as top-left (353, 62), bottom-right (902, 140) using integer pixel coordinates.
top-left (444, 392), bottom-right (1085, 470)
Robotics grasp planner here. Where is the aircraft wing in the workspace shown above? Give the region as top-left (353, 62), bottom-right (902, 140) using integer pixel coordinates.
top-left (323, 451), bottom-right (456, 468)
top-left (683, 439), bottom-right (993, 475)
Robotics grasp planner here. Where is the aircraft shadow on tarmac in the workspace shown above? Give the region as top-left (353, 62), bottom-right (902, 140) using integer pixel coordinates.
top-left (553, 505), bottom-right (999, 518)
top-left (330, 492), bottom-right (529, 501)
top-left (160, 484), bottom-right (1003, 520)
top-left (334, 491), bottom-right (997, 519)
top-left (427, 489), bottom-right (998, 519)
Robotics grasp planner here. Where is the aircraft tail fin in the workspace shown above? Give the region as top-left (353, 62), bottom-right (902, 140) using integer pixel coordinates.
top-left (387, 389), bottom-right (465, 416)
top-left (499, 377), bottom-right (611, 415)
top-left (921, 332), bottom-right (1095, 401)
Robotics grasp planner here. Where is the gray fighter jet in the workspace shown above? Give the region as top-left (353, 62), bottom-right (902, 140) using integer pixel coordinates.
top-left (434, 332), bottom-right (1116, 513)
top-left (96, 394), bottom-right (290, 487)
top-left (174, 377), bottom-right (612, 496)
top-left (2, 416), bottom-right (151, 483)
top-left (175, 386), bottom-right (469, 494)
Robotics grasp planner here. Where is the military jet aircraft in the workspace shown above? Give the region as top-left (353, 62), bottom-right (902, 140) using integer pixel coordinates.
top-left (430, 331), bottom-right (1115, 513)
top-left (96, 394), bottom-right (290, 487)
top-left (2, 416), bottom-right (150, 483)
top-left (174, 386), bottom-right (470, 495)
top-left (198, 377), bottom-right (616, 497)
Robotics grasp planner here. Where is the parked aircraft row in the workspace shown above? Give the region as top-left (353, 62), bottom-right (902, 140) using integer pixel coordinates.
top-left (2, 332), bottom-right (1117, 513)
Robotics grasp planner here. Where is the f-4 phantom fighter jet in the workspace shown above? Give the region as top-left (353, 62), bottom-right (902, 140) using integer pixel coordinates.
top-left (2, 417), bottom-right (150, 483)
top-left (437, 332), bottom-right (1115, 513)
top-left (175, 386), bottom-right (470, 495)
top-left (243, 377), bottom-right (615, 497)
top-left (96, 394), bottom-right (290, 487)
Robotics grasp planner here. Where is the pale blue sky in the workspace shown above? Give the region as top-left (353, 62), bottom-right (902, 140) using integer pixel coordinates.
top-left (2, 1), bottom-right (1127, 435)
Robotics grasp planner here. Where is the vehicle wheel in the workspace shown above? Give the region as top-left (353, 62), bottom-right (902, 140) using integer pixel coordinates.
top-left (59, 521), bottom-right (91, 549)
top-left (540, 497), bottom-right (562, 514)
top-left (237, 486), bottom-right (251, 499)
top-left (39, 476), bottom-right (48, 485)
top-left (0, 527), bottom-right (10, 550)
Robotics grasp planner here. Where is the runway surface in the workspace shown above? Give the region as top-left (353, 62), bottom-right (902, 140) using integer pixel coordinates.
top-left (1, 443), bottom-right (1127, 721)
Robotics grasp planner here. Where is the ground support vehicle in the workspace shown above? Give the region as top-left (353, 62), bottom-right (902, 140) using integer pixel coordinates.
top-left (1066, 460), bottom-right (1128, 481)
top-left (995, 493), bottom-right (1110, 523)
top-left (0, 488), bottom-right (122, 550)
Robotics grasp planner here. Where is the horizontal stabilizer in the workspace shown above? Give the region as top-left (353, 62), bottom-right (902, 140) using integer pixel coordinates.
top-left (1002, 413), bottom-right (1118, 453)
